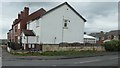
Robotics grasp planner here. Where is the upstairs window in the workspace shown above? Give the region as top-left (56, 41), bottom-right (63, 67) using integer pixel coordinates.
top-left (63, 19), bottom-right (70, 29)
top-left (64, 23), bottom-right (67, 27)
top-left (18, 23), bottom-right (20, 29)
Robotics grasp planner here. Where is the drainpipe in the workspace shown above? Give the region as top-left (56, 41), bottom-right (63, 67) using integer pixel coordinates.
top-left (54, 37), bottom-right (56, 44)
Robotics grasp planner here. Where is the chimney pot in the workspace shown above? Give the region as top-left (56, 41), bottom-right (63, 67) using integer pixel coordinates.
top-left (24, 7), bottom-right (29, 17)
top-left (18, 14), bottom-right (20, 19)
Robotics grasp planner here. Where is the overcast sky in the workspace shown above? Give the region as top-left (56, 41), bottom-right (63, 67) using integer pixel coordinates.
top-left (0, 0), bottom-right (119, 39)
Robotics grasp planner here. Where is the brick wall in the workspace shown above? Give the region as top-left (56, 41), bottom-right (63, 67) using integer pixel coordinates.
top-left (42, 44), bottom-right (105, 52)
top-left (8, 7), bottom-right (46, 44)
top-left (11, 7), bottom-right (29, 43)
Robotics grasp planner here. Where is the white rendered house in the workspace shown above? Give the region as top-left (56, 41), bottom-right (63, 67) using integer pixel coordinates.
top-left (84, 34), bottom-right (96, 44)
top-left (22, 2), bottom-right (86, 50)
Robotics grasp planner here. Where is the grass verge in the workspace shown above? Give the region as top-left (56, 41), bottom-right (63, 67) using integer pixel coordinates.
top-left (10, 50), bottom-right (108, 56)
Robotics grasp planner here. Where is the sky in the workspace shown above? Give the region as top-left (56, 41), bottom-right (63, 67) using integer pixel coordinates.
top-left (0, 0), bottom-right (119, 39)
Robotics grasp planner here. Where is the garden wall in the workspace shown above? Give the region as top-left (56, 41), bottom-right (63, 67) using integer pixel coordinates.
top-left (42, 44), bottom-right (105, 52)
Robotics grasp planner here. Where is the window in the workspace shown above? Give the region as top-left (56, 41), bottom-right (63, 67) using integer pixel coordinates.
top-left (18, 23), bottom-right (20, 29)
top-left (32, 44), bottom-right (35, 48)
top-left (64, 23), bottom-right (67, 27)
top-left (64, 19), bottom-right (67, 22)
top-left (29, 44), bottom-right (31, 48)
top-left (63, 19), bottom-right (70, 29)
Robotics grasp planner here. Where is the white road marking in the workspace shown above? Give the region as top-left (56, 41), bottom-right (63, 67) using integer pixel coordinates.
top-left (110, 57), bottom-right (118, 59)
top-left (52, 65), bottom-right (57, 66)
top-left (74, 59), bottom-right (100, 64)
top-left (79, 59), bottom-right (100, 63)
top-left (74, 57), bottom-right (118, 64)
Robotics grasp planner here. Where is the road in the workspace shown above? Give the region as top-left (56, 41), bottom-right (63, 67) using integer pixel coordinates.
top-left (2, 55), bottom-right (119, 66)
top-left (2, 49), bottom-right (119, 66)
top-left (2, 48), bottom-right (119, 66)
top-left (0, 47), bottom-right (2, 68)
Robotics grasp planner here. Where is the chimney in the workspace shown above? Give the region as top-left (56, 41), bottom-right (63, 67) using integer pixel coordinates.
top-left (14, 19), bottom-right (18, 23)
top-left (24, 7), bottom-right (29, 17)
top-left (20, 11), bottom-right (24, 19)
top-left (18, 14), bottom-right (20, 19)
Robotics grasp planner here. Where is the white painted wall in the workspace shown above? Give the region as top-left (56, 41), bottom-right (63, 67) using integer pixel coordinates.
top-left (21, 33), bottom-right (37, 44)
top-left (28, 4), bottom-right (85, 44)
top-left (28, 20), bottom-right (41, 44)
top-left (41, 4), bottom-right (85, 44)
top-left (84, 38), bottom-right (96, 43)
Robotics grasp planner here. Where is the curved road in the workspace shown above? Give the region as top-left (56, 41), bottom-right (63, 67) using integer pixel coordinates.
top-left (3, 55), bottom-right (119, 66)
top-left (2, 48), bottom-right (119, 66)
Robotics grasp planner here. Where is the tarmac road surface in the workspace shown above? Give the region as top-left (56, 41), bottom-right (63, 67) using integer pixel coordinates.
top-left (1, 47), bottom-right (119, 66)
top-left (2, 54), bottom-right (118, 66)
top-left (0, 47), bottom-right (2, 68)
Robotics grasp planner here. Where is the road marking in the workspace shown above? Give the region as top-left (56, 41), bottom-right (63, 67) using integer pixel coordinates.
top-left (79, 59), bottom-right (100, 63)
top-left (74, 57), bottom-right (118, 64)
top-left (52, 65), bottom-right (57, 66)
top-left (74, 59), bottom-right (100, 64)
top-left (110, 57), bottom-right (118, 59)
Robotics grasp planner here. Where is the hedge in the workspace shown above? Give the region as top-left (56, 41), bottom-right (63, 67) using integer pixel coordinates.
top-left (103, 40), bottom-right (120, 51)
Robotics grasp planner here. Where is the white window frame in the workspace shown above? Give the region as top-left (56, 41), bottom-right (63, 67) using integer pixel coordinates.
top-left (28, 44), bottom-right (31, 48)
top-left (32, 44), bottom-right (35, 48)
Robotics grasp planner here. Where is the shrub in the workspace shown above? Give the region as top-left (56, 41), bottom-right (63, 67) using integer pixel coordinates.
top-left (7, 42), bottom-right (21, 50)
top-left (103, 40), bottom-right (120, 51)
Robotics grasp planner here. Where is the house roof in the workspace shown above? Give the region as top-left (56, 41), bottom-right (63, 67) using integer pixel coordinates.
top-left (22, 30), bottom-right (36, 36)
top-left (89, 30), bottom-right (120, 38)
top-left (13, 2), bottom-right (86, 27)
top-left (42, 2), bottom-right (86, 22)
top-left (13, 8), bottom-right (46, 26)
top-left (27, 8), bottom-right (46, 22)
top-left (84, 35), bottom-right (96, 39)
top-left (89, 32), bottom-right (107, 38)
top-left (106, 30), bottom-right (120, 36)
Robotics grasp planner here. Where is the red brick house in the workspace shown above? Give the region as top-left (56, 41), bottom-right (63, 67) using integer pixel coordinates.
top-left (89, 30), bottom-right (120, 44)
top-left (7, 7), bottom-right (46, 49)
